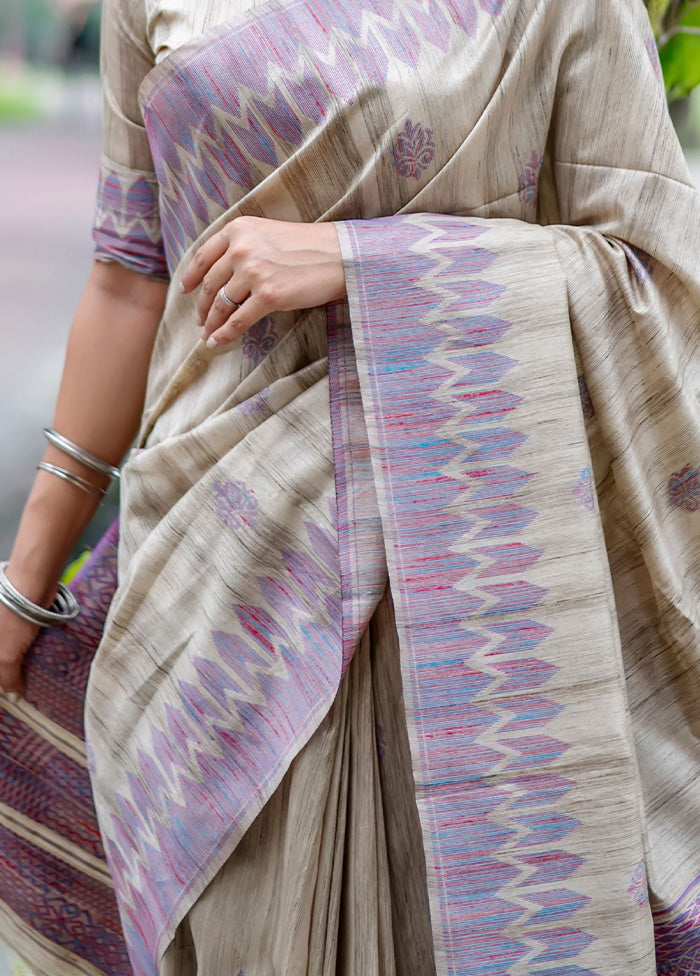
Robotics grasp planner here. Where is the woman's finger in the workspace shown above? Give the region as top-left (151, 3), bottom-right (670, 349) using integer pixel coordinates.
top-left (197, 259), bottom-right (238, 327)
top-left (205, 293), bottom-right (268, 349)
top-left (0, 659), bottom-right (24, 701)
top-left (180, 232), bottom-right (230, 293)
top-left (201, 274), bottom-right (250, 338)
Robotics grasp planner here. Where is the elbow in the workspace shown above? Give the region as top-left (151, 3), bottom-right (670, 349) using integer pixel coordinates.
top-left (89, 259), bottom-right (170, 315)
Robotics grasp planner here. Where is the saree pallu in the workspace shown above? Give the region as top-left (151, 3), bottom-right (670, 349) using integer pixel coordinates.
top-left (2, 0), bottom-right (700, 973)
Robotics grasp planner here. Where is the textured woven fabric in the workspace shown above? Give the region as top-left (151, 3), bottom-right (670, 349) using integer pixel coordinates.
top-left (160, 586), bottom-right (436, 976)
top-left (0, 524), bottom-right (129, 976)
top-left (2, 0), bottom-right (700, 973)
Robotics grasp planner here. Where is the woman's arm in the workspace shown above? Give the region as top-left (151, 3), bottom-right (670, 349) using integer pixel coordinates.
top-left (0, 261), bottom-right (168, 697)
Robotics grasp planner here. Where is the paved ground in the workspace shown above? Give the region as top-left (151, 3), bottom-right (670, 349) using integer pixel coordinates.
top-left (0, 101), bottom-right (102, 556)
top-left (0, 103), bottom-right (699, 974)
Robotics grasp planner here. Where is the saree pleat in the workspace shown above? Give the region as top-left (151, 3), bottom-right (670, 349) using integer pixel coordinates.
top-left (160, 586), bottom-right (435, 976)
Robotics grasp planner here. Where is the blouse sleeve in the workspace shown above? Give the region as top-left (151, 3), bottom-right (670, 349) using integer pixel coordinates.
top-left (92, 0), bottom-right (169, 280)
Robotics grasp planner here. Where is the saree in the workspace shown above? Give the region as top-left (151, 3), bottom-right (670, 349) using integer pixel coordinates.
top-left (2, 0), bottom-right (700, 973)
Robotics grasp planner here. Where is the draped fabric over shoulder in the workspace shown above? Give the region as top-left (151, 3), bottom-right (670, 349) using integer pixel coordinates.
top-left (1, 0), bottom-right (700, 974)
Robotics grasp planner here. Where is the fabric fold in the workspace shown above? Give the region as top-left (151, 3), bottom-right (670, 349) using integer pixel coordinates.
top-left (2, 0), bottom-right (700, 973)
top-left (332, 213), bottom-right (656, 975)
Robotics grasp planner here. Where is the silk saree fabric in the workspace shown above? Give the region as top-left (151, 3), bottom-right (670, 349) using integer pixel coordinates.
top-left (2, 0), bottom-right (700, 973)
top-left (0, 527), bottom-right (130, 976)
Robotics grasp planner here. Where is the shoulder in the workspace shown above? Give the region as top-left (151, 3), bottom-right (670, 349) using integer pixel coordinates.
top-left (102, 0), bottom-right (150, 50)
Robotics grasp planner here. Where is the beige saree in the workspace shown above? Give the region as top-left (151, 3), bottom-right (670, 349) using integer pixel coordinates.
top-left (2, 0), bottom-right (700, 973)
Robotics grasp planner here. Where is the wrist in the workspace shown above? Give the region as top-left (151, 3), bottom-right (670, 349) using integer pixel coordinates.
top-left (3, 560), bottom-right (60, 609)
top-left (7, 486), bottom-right (95, 605)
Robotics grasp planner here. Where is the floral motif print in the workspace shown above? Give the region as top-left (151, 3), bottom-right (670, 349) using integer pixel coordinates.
top-left (238, 390), bottom-right (271, 418)
top-left (518, 151), bottom-right (543, 208)
top-left (242, 318), bottom-right (277, 365)
top-left (391, 120), bottom-right (436, 180)
top-left (668, 465), bottom-right (700, 512)
top-left (573, 467), bottom-right (595, 513)
top-left (213, 480), bottom-right (259, 530)
top-left (645, 38), bottom-right (663, 81)
top-left (577, 374), bottom-right (595, 422)
top-left (627, 862), bottom-right (649, 907)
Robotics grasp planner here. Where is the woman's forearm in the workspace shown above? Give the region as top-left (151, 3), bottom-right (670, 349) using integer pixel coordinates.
top-left (6, 261), bottom-right (168, 605)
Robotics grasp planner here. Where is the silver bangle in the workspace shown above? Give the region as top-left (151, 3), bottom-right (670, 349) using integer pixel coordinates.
top-left (44, 428), bottom-right (120, 481)
top-left (38, 462), bottom-right (107, 503)
top-left (0, 562), bottom-right (80, 627)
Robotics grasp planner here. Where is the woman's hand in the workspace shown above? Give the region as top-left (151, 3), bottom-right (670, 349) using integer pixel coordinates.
top-left (180, 216), bottom-right (347, 348)
top-left (0, 604), bottom-right (39, 701)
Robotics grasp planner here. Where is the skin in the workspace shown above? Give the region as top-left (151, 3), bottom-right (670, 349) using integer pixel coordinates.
top-left (0, 218), bottom-right (346, 698)
top-left (182, 216), bottom-right (347, 345)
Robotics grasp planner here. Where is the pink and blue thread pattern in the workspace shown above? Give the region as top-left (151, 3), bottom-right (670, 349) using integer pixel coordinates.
top-left (138, 0), bottom-right (505, 273)
top-left (668, 464), bottom-right (700, 512)
top-left (93, 170), bottom-right (169, 279)
top-left (518, 151), bottom-right (543, 208)
top-left (391, 119), bottom-right (436, 179)
top-left (103, 504), bottom-right (343, 976)
top-left (213, 480), bottom-right (259, 530)
top-left (0, 522), bottom-right (130, 975)
top-left (654, 876), bottom-right (700, 975)
top-left (332, 213), bottom-right (603, 975)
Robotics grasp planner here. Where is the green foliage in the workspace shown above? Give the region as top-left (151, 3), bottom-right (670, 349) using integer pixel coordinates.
top-left (647, 0), bottom-right (700, 99)
top-left (0, 81), bottom-right (40, 122)
top-left (61, 550), bottom-right (91, 586)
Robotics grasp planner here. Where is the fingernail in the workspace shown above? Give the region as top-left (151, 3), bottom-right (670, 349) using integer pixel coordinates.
top-left (179, 281), bottom-right (186, 293)
top-left (7, 693), bottom-right (20, 705)
top-left (206, 336), bottom-right (218, 349)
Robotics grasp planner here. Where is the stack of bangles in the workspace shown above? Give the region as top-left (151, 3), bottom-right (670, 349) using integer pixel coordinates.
top-left (0, 429), bottom-right (120, 627)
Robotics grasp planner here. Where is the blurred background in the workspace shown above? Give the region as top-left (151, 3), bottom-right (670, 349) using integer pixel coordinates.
top-left (0, 10), bottom-right (106, 962)
top-left (1, 1), bottom-right (700, 973)
top-left (0, 0), bottom-right (116, 572)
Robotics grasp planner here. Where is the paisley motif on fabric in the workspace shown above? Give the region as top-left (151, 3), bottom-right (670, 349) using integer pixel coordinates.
top-left (390, 120), bottom-right (436, 180)
top-left (213, 480), bottom-right (259, 530)
top-left (573, 467), bottom-right (595, 513)
top-left (517, 151), bottom-right (543, 207)
top-left (627, 861), bottom-right (649, 907)
top-left (242, 319), bottom-right (277, 365)
top-left (668, 465), bottom-right (700, 512)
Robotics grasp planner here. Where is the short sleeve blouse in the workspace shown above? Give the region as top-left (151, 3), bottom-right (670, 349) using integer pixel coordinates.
top-left (93, 0), bottom-right (168, 278)
top-left (92, 0), bottom-right (261, 279)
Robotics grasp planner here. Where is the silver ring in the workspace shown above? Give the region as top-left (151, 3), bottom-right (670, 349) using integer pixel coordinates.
top-left (218, 286), bottom-right (239, 309)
